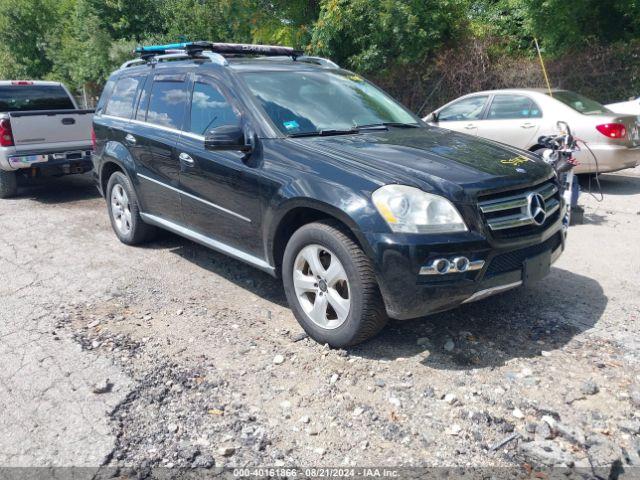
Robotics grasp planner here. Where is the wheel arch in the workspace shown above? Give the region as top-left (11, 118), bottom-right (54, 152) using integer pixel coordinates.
top-left (97, 141), bottom-right (138, 197)
top-left (268, 200), bottom-right (370, 277)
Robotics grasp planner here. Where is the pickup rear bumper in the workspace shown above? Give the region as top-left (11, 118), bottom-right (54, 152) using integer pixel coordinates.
top-left (0, 145), bottom-right (93, 172)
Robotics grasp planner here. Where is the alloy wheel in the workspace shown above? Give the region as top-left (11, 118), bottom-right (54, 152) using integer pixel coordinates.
top-left (110, 183), bottom-right (132, 235)
top-left (292, 244), bottom-right (351, 329)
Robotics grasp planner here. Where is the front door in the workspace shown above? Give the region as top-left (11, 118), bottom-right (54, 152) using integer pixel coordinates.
top-left (435, 95), bottom-right (490, 136)
top-left (475, 94), bottom-right (542, 149)
top-left (134, 72), bottom-right (189, 222)
top-left (177, 74), bottom-right (265, 258)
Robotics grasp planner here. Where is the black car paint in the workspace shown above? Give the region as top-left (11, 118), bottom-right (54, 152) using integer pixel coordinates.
top-left (92, 57), bottom-right (562, 320)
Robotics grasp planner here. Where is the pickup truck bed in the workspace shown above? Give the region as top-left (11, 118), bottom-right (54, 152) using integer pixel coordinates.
top-left (0, 81), bottom-right (94, 198)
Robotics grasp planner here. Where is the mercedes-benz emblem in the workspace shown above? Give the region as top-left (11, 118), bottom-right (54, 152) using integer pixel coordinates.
top-left (527, 193), bottom-right (547, 226)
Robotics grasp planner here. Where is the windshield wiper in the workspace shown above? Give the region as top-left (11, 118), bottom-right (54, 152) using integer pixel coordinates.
top-left (289, 128), bottom-right (359, 138)
top-left (356, 122), bottom-right (421, 130)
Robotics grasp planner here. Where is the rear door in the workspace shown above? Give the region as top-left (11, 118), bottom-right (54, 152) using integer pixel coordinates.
top-left (176, 74), bottom-right (264, 257)
top-left (134, 72), bottom-right (189, 222)
top-left (476, 94), bottom-right (542, 148)
top-left (435, 95), bottom-right (489, 135)
top-left (100, 71), bottom-right (148, 173)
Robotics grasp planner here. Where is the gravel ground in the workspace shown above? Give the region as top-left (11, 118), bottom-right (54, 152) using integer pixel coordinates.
top-left (0, 168), bottom-right (639, 476)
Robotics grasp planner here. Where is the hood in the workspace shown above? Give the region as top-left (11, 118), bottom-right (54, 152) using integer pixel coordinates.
top-left (291, 126), bottom-right (554, 203)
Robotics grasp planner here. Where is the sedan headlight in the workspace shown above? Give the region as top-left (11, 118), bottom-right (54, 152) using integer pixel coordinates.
top-left (372, 185), bottom-right (467, 233)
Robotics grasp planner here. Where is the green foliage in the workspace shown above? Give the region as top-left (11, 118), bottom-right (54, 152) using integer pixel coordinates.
top-left (1, 0), bottom-right (640, 104)
top-left (310, 0), bottom-right (467, 72)
top-left (470, 0), bottom-right (640, 55)
top-left (0, 0), bottom-right (60, 78)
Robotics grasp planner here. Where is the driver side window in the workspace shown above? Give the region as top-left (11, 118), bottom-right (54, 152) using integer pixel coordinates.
top-left (189, 78), bottom-right (240, 135)
top-left (438, 95), bottom-right (489, 122)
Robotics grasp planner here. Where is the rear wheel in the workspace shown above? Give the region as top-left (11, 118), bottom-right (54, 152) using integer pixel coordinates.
top-left (0, 170), bottom-right (17, 198)
top-left (106, 171), bottom-right (156, 245)
top-left (282, 220), bottom-right (388, 347)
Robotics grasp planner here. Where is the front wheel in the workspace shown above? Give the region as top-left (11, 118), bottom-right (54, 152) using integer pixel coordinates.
top-left (282, 220), bottom-right (388, 348)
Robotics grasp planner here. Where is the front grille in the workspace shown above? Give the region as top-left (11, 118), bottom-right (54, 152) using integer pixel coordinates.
top-left (478, 179), bottom-right (561, 239)
top-left (485, 232), bottom-right (562, 277)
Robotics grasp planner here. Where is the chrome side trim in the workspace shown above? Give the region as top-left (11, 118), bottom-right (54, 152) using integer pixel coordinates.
top-left (462, 281), bottom-right (522, 304)
top-left (140, 213), bottom-right (274, 274)
top-left (137, 174), bottom-right (251, 223)
top-left (420, 259), bottom-right (485, 276)
top-left (100, 115), bottom-right (205, 141)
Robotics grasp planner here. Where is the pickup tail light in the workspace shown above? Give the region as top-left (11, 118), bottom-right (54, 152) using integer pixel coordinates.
top-left (0, 118), bottom-right (14, 146)
top-left (596, 123), bottom-right (626, 139)
top-left (90, 126), bottom-right (97, 150)
top-left (11, 80), bottom-right (34, 86)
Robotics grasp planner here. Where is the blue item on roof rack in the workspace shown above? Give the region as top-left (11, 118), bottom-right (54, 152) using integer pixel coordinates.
top-left (135, 41), bottom-right (303, 59)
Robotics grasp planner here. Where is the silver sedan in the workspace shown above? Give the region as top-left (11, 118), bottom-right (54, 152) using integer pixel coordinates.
top-left (424, 88), bottom-right (640, 174)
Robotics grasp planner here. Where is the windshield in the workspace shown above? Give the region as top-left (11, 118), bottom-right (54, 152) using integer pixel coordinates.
top-left (241, 70), bottom-right (419, 135)
top-left (550, 90), bottom-right (610, 115)
top-left (0, 85), bottom-right (75, 112)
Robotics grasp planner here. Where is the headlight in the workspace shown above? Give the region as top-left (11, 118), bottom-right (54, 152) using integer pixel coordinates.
top-left (372, 185), bottom-right (467, 233)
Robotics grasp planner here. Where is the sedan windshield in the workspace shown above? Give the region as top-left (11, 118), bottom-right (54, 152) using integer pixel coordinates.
top-left (241, 70), bottom-right (419, 136)
top-left (550, 90), bottom-right (611, 116)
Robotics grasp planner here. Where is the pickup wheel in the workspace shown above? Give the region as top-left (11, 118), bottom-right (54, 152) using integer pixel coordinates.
top-left (0, 170), bottom-right (17, 198)
top-left (106, 171), bottom-right (156, 245)
top-left (282, 220), bottom-right (388, 348)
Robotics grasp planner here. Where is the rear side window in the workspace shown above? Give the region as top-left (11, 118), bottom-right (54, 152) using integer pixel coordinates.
top-left (487, 95), bottom-right (542, 119)
top-left (439, 96), bottom-right (488, 121)
top-left (189, 80), bottom-right (240, 135)
top-left (95, 79), bottom-right (115, 115)
top-left (146, 77), bottom-right (188, 129)
top-left (0, 84), bottom-right (75, 111)
top-left (105, 76), bottom-right (144, 119)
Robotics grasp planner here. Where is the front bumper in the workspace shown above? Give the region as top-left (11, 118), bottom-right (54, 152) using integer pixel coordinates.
top-left (574, 144), bottom-right (640, 174)
top-left (365, 220), bottom-right (564, 320)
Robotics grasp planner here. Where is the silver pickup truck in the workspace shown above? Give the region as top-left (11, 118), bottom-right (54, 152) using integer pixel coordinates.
top-left (0, 80), bottom-right (94, 198)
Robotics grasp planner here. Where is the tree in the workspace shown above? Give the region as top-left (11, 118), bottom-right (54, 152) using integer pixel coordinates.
top-left (470, 0), bottom-right (640, 55)
top-left (83, 0), bottom-right (168, 41)
top-left (47, 0), bottom-right (114, 99)
top-left (309, 0), bottom-right (468, 73)
top-left (0, 0), bottom-right (60, 78)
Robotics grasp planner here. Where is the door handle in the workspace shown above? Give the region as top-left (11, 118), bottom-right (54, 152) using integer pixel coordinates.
top-left (520, 123), bottom-right (535, 129)
top-left (124, 133), bottom-right (136, 144)
top-left (464, 124), bottom-right (476, 130)
top-left (179, 152), bottom-right (194, 166)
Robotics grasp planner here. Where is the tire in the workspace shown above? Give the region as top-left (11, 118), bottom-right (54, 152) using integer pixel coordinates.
top-left (0, 170), bottom-right (17, 198)
top-left (282, 220), bottom-right (388, 348)
top-left (106, 171), bottom-right (157, 245)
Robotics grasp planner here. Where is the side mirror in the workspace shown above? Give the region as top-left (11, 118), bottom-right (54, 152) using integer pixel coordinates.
top-left (204, 124), bottom-right (252, 153)
top-left (423, 112), bottom-right (438, 123)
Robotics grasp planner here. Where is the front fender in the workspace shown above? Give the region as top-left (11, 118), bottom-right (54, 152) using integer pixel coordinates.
top-left (263, 178), bottom-right (387, 265)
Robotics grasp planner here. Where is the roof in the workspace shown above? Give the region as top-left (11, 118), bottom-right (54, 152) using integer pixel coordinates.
top-left (0, 80), bottom-right (64, 86)
top-left (463, 88), bottom-right (567, 96)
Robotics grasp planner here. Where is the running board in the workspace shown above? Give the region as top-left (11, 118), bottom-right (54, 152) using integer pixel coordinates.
top-left (140, 213), bottom-right (275, 275)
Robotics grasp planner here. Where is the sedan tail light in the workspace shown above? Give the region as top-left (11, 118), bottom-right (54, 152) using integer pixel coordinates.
top-left (596, 123), bottom-right (626, 139)
top-left (0, 118), bottom-right (14, 146)
top-left (90, 126), bottom-right (97, 150)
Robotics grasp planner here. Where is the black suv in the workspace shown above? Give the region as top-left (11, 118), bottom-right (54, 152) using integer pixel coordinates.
top-left (93, 42), bottom-right (564, 347)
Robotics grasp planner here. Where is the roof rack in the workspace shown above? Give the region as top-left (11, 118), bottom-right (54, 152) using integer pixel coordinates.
top-left (120, 41), bottom-right (337, 70)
